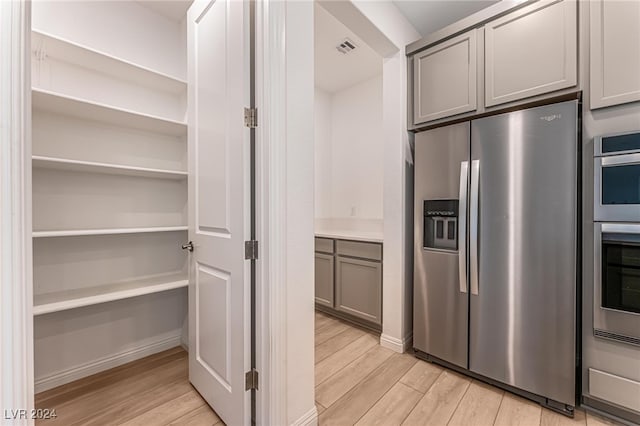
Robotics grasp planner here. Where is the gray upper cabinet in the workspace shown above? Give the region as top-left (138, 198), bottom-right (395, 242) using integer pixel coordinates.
top-left (590, 0), bottom-right (640, 109)
top-left (413, 29), bottom-right (478, 124)
top-left (315, 253), bottom-right (334, 308)
top-left (484, 0), bottom-right (577, 107)
top-left (335, 256), bottom-right (382, 325)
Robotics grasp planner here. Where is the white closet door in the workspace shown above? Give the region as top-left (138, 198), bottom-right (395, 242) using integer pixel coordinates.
top-left (187, 0), bottom-right (250, 425)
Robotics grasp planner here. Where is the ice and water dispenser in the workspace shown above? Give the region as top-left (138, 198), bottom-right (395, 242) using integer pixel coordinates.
top-left (423, 200), bottom-right (459, 251)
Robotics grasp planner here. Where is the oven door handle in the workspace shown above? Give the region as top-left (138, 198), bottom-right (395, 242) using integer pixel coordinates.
top-left (601, 152), bottom-right (640, 167)
top-left (601, 223), bottom-right (640, 238)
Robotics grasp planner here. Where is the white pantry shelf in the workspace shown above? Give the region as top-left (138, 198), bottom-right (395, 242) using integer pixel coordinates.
top-left (33, 226), bottom-right (188, 238)
top-left (32, 88), bottom-right (187, 137)
top-left (33, 155), bottom-right (188, 180)
top-left (33, 273), bottom-right (189, 316)
top-left (32, 30), bottom-right (187, 93)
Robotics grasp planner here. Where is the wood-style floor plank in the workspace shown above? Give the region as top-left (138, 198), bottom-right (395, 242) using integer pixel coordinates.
top-left (316, 345), bottom-right (394, 408)
top-left (315, 326), bottom-right (367, 364)
top-left (355, 382), bottom-right (423, 426)
top-left (316, 403), bottom-right (327, 416)
top-left (315, 321), bottom-right (351, 346)
top-left (35, 347), bottom-right (186, 408)
top-left (316, 313), bottom-right (338, 330)
top-left (494, 393), bottom-right (542, 426)
top-left (40, 359), bottom-right (189, 425)
top-left (399, 359), bottom-right (444, 394)
top-left (169, 405), bottom-right (222, 426)
top-left (78, 377), bottom-right (193, 426)
top-left (447, 380), bottom-right (504, 426)
top-left (402, 370), bottom-right (471, 426)
top-left (318, 353), bottom-right (417, 426)
top-left (121, 388), bottom-right (206, 426)
top-left (35, 348), bottom-right (224, 426)
top-left (315, 333), bottom-right (379, 385)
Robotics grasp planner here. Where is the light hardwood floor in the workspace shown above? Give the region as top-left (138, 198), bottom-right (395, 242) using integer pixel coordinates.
top-left (35, 312), bottom-right (622, 426)
top-left (35, 347), bottom-right (222, 425)
top-left (314, 311), bottom-right (621, 426)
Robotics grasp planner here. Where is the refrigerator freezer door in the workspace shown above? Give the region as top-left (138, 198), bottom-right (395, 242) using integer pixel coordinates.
top-left (414, 122), bottom-right (470, 369)
top-left (469, 101), bottom-right (578, 406)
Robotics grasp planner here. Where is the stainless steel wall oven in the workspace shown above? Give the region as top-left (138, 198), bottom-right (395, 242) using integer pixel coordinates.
top-left (594, 223), bottom-right (640, 345)
top-left (594, 132), bottom-right (640, 222)
top-left (593, 131), bottom-right (640, 346)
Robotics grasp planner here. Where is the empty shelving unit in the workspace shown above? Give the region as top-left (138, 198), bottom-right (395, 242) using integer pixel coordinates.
top-left (31, 1), bottom-right (190, 392)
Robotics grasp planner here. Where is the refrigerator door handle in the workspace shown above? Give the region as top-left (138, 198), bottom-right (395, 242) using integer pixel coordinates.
top-left (470, 159), bottom-right (480, 295)
top-left (458, 161), bottom-right (469, 293)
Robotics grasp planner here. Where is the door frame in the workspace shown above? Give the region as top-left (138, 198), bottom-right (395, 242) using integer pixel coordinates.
top-left (254, 1), bottom-right (290, 424)
top-left (255, 1), bottom-right (317, 425)
top-left (0, 1), bottom-right (34, 424)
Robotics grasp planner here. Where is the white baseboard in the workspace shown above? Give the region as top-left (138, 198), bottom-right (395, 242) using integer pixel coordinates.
top-left (380, 332), bottom-right (413, 353)
top-left (34, 333), bottom-right (182, 393)
top-left (291, 406), bottom-right (318, 426)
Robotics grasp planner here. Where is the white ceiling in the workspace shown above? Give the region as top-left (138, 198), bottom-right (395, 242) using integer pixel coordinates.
top-left (393, 0), bottom-right (500, 37)
top-left (138, 0), bottom-right (192, 22)
top-left (315, 3), bottom-right (382, 94)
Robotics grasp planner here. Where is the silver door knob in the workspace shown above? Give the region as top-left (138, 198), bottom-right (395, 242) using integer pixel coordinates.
top-left (182, 241), bottom-right (194, 252)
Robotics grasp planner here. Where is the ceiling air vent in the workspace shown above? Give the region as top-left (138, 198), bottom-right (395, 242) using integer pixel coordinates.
top-left (336, 38), bottom-right (357, 54)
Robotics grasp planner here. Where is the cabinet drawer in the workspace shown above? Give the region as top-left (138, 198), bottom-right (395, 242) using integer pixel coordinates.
top-left (315, 237), bottom-right (334, 254)
top-left (336, 240), bottom-right (382, 261)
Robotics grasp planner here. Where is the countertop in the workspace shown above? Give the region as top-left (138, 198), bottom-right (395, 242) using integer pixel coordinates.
top-left (314, 230), bottom-right (383, 243)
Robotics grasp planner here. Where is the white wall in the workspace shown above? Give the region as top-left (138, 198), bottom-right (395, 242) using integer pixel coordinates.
top-left (315, 74), bottom-right (384, 221)
top-left (330, 74), bottom-right (384, 219)
top-left (32, 0), bottom-right (186, 79)
top-left (314, 88), bottom-right (332, 219)
top-left (34, 290), bottom-right (187, 392)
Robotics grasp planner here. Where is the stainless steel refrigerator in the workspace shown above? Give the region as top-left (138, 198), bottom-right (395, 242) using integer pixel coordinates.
top-left (413, 100), bottom-right (578, 412)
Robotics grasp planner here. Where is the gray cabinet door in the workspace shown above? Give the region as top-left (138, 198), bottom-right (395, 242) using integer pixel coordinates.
top-left (590, 0), bottom-right (640, 109)
top-left (484, 0), bottom-right (577, 107)
top-left (315, 253), bottom-right (334, 308)
top-left (413, 29), bottom-right (478, 125)
top-left (335, 256), bottom-right (382, 325)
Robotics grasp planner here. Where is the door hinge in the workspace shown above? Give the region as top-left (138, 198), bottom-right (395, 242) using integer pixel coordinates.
top-left (245, 368), bottom-right (259, 390)
top-left (245, 240), bottom-right (259, 260)
top-left (244, 107), bottom-right (258, 128)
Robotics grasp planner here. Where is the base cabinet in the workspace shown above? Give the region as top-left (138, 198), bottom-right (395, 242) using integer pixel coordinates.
top-left (314, 237), bottom-right (382, 329)
top-left (315, 253), bottom-right (334, 308)
top-left (335, 256), bottom-right (382, 325)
